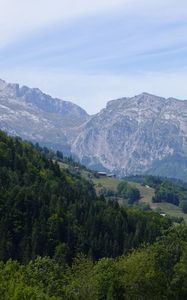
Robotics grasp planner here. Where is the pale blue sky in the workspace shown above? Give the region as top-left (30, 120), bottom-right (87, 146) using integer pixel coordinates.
top-left (1, 0), bottom-right (187, 113)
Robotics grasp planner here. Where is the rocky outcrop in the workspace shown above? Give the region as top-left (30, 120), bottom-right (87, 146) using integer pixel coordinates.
top-left (72, 93), bottom-right (187, 179)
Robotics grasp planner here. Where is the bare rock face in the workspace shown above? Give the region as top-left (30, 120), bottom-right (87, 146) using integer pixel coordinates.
top-left (72, 93), bottom-right (187, 179)
top-left (0, 79), bottom-right (89, 154)
top-left (0, 78), bottom-right (187, 180)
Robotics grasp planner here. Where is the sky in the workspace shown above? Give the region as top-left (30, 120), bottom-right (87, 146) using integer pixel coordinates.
top-left (1, 0), bottom-right (187, 114)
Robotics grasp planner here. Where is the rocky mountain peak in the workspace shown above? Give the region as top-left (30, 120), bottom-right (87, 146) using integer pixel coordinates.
top-left (106, 93), bottom-right (166, 111)
top-left (72, 93), bottom-right (187, 180)
top-left (0, 79), bottom-right (89, 155)
top-left (1, 79), bottom-right (187, 181)
top-left (0, 79), bottom-right (22, 97)
top-left (0, 79), bottom-right (7, 91)
top-left (0, 79), bottom-right (89, 118)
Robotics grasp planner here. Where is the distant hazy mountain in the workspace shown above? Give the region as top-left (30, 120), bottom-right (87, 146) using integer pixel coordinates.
top-left (1, 78), bottom-right (187, 181)
top-left (72, 93), bottom-right (187, 180)
top-left (0, 79), bottom-right (89, 154)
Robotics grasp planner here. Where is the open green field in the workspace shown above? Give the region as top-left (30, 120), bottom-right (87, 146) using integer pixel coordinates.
top-left (59, 162), bottom-right (187, 222)
top-left (129, 182), bottom-right (155, 203)
top-left (92, 177), bottom-right (123, 192)
top-left (150, 202), bottom-right (187, 223)
top-left (91, 176), bottom-right (155, 204)
top-left (55, 161), bottom-right (69, 169)
top-left (90, 176), bottom-right (187, 222)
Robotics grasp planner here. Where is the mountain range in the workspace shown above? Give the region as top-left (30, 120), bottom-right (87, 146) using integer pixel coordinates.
top-left (0, 78), bottom-right (187, 181)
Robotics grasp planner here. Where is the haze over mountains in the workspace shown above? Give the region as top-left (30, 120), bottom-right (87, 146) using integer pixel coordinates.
top-left (0, 78), bottom-right (187, 181)
top-left (0, 78), bottom-right (89, 155)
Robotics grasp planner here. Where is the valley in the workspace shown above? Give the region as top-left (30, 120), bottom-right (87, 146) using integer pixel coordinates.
top-left (58, 160), bottom-right (187, 223)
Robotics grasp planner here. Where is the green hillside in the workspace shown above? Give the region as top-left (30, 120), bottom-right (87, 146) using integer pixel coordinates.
top-left (65, 166), bottom-right (187, 223)
top-left (1, 130), bottom-right (187, 299)
top-left (0, 130), bottom-right (171, 263)
top-left (91, 177), bottom-right (187, 222)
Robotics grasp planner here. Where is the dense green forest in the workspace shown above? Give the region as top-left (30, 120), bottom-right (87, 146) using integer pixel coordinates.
top-left (0, 130), bottom-right (172, 262)
top-left (1, 130), bottom-right (187, 299)
top-left (1, 225), bottom-right (187, 299)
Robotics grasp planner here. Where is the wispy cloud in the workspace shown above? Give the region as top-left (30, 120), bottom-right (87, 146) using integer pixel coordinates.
top-left (1, 0), bottom-right (187, 113)
top-left (0, 0), bottom-right (127, 48)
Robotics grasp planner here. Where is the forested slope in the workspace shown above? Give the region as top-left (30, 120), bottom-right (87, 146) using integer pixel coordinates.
top-left (2, 130), bottom-right (187, 299)
top-left (0, 130), bottom-right (172, 264)
top-left (1, 225), bottom-right (187, 299)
